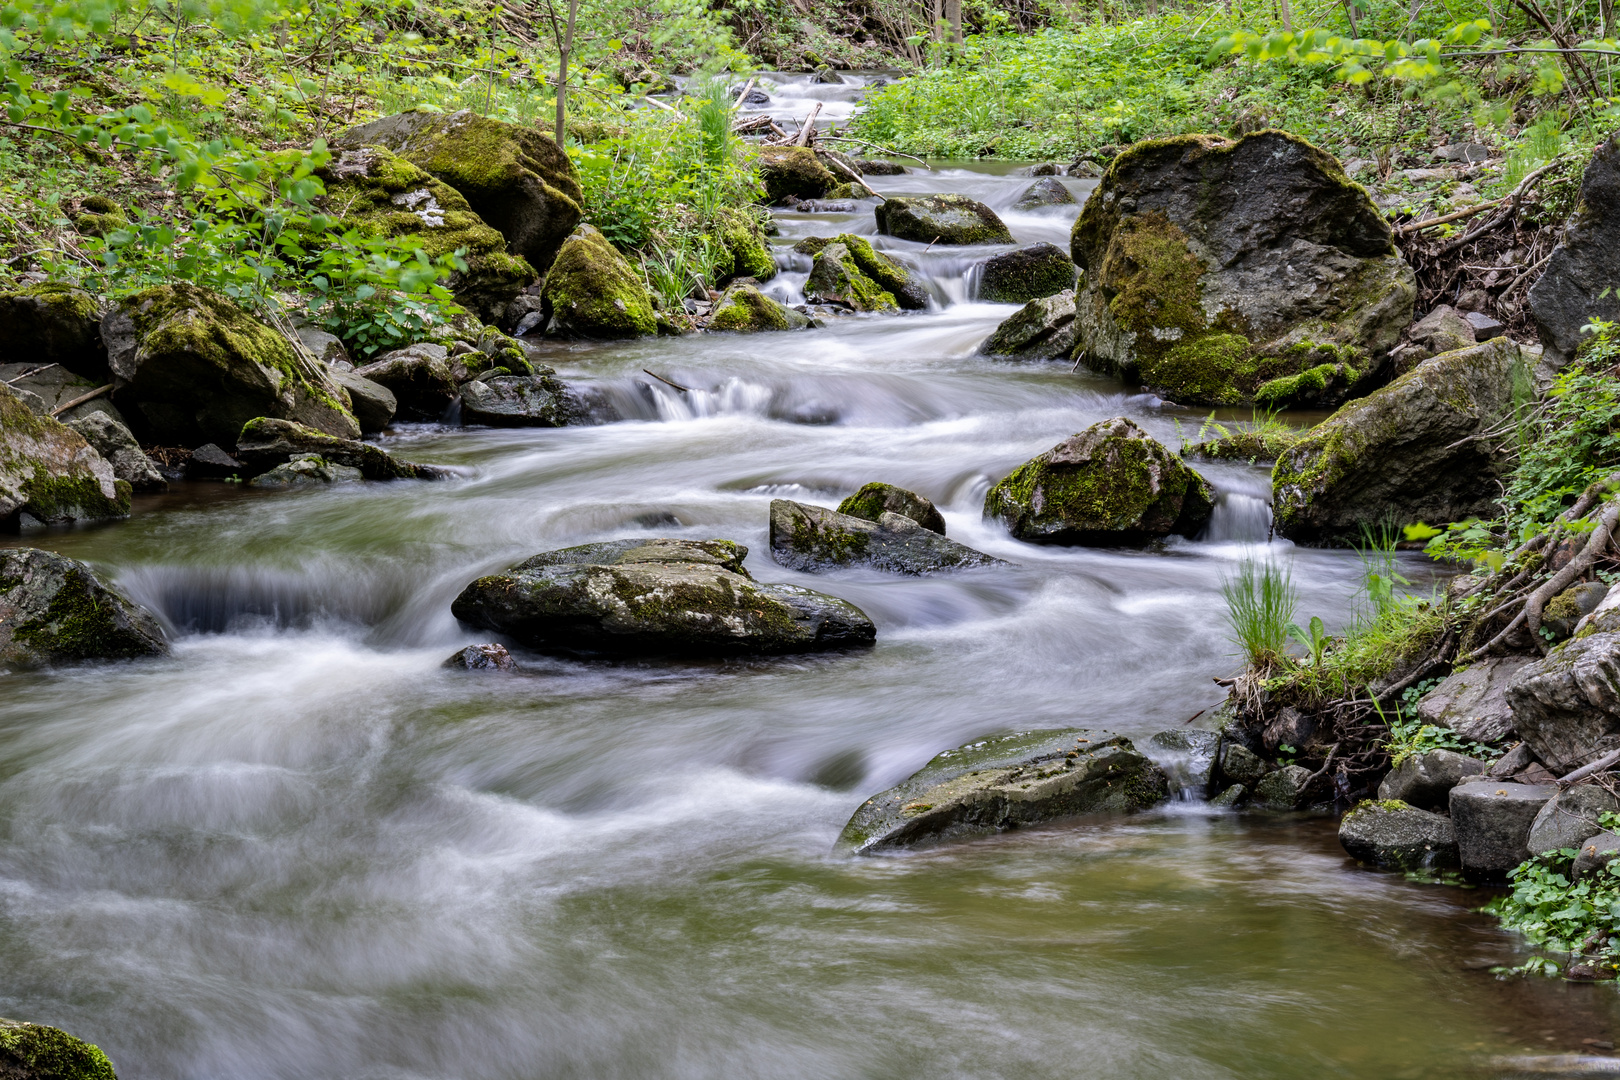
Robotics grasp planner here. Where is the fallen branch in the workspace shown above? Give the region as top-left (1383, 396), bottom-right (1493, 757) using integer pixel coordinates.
top-left (1396, 197), bottom-right (1503, 236)
top-left (824, 155), bottom-right (884, 200)
top-left (642, 369), bottom-right (692, 393)
top-left (49, 383), bottom-right (112, 416)
top-left (1560, 747), bottom-right (1620, 785)
top-left (794, 102), bottom-right (822, 146)
top-left (3, 363), bottom-right (58, 385)
top-left (814, 135), bottom-right (933, 169)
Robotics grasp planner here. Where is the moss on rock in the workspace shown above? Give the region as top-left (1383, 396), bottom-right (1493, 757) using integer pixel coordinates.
top-left (709, 284), bottom-right (810, 333)
top-left (804, 242), bottom-right (899, 312)
top-left (837, 482), bottom-right (947, 534)
top-left (0, 282), bottom-right (108, 381)
top-left (540, 224), bottom-right (658, 338)
top-left (875, 194), bottom-right (1014, 245)
top-left (979, 243), bottom-right (1076, 304)
top-left (1, 547), bottom-right (168, 667)
top-left (714, 207), bottom-right (778, 282)
top-left (0, 384), bottom-right (130, 525)
top-left (755, 146), bottom-right (838, 203)
top-left (0, 1018), bottom-right (118, 1080)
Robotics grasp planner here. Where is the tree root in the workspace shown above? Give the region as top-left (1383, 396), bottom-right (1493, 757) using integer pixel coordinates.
top-left (1524, 499), bottom-right (1620, 654)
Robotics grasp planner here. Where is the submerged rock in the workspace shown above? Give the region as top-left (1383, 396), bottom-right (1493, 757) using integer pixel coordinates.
top-left (1505, 631), bottom-right (1620, 773)
top-left (1527, 785), bottom-right (1620, 859)
top-left (978, 292), bottom-right (1079, 361)
top-left (0, 1016), bottom-right (118, 1080)
top-left (450, 537), bottom-right (876, 657)
top-left (0, 282), bottom-right (108, 381)
top-left (978, 243), bottom-right (1075, 304)
top-left (540, 224), bottom-right (658, 338)
top-left (1, 384), bottom-right (130, 527)
top-left (352, 343), bottom-right (458, 421)
top-left (235, 417), bottom-right (439, 480)
top-left (246, 454), bottom-right (364, 488)
top-left (1339, 800), bottom-right (1460, 870)
top-left (836, 482), bottom-right (946, 534)
top-left (757, 146), bottom-right (838, 203)
top-left (1450, 780), bottom-right (1558, 879)
top-left (1377, 749), bottom-right (1488, 809)
top-left (983, 417), bottom-right (1214, 545)
top-left (443, 643), bottom-right (518, 671)
top-left (1011, 177), bottom-right (1076, 210)
top-left (66, 412), bottom-right (165, 493)
top-left (1416, 655), bottom-right (1532, 744)
top-left (708, 284), bottom-right (812, 333)
top-left (0, 547), bottom-right (168, 668)
top-left (1271, 337), bottom-right (1522, 545)
top-left (459, 373), bottom-right (574, 426)
top-left (876, 194), bottom-right (1014, 246)
top-left (1069, 131), bottom-right (1414, 408)
top-left (768, 499), bottom-right (1004, 575)
top-left (837, 728), bottom-right (1170, 854)
top-left (1530, 134), bottom-right (1620, 369)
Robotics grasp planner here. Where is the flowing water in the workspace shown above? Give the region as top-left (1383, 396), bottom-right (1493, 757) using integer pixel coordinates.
top-left (3, 75), bottom-right (1619, 1079)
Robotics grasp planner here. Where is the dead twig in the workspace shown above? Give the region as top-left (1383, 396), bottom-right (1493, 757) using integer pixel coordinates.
top-left (642, 369), bottom-right (693, 393)
top-left (1560, 747), bottom-right (1620, 784)
top-left (49, 383), bottom-right (113, 416)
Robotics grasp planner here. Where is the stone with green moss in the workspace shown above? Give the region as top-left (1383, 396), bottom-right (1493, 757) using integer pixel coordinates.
top-left (459, 373), bottom-right (576, 427)
top-left (1, 384), bottom-right (130, 527)
top-left (1272, 337), bottom-right (1522, 545)
top-left (978, 242), bottom-right (1076, 304)
top-left (709, 284), bottom-right (810, 333)
top-left (756, 145), bottom-right (838, 203)
top-left (796, 234), bottom-right (925, 309)
top-left (317, 145), bottom-right (536, 321)
top-left (1, 547), bottom-right (168, 668)
top-left (450, 537), bottom-right (876, 656)
top-left (984, 416), bottom-right (1215, 545)
top-left (978, 291), bottom-right (1078, 360)
top-left (101, 282), bottom-right (359, 446)
top-left (539, 224), bottom-right (658, 339)
top-left (837, 482), bottom-right (946, 534)
top-left (1069, 131), bottom-right (1415, 407)
top-left (713, 206), bottom-right (778, 282)
top-left (1180, 425), bottom-right (1302, 463)
top-left (235, 416), bottom-right (441, 480)
top-left (0, 1018), bottom-right (118, 1080)
top-left (836, 728), bottom-right (1169, 854)
top-left (769, 499), bottom-right (1003, 575)
top-left (805, 242), bottom-right (898, 312)
top-left (335, 109), bottom-right (583, 274)
top-left (0, 282), bottom-right (108, 381)
top-left (246, 453), bottom-right (364, 488)
top-left (875, 194), bottom-right (1014, 245)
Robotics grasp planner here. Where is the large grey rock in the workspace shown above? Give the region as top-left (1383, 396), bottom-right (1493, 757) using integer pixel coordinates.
top-left (1339, 800), bottom-right (1460, 869)
top-left (978, 292), bottom-right (1079, 360)
top-left (874, 194), bottom-right (1014, 246)
top-left (983, 417), bottom-right (1215, 545)
top-left (1530, 135), bottom-right (1620, 369)
top-left (768, 499), bottom-right (1005, 576)
top-left (1070, 131), bottom-right (1414, 408)
top-left (0, 547), bottom-right (168, 668)
top-left (1573, 833), bottom-right (1620, 879)
top-left (755, 145), bottom-right (838, 203)
top-left (1145, 729), bottom-right (1221, 791)
top-left (234, 417), bottom-right (439, 481)
top-left (1272, 337), bottom-right (1521, 544)
top-left (1450, 781), bottom-right (1559, 878)
top-left (1377, 749), bottom-right (1489, 809)
top-left (1011, 177), bottom-right (1076, 210)
top-left (291, 324), bottom-right (351, 367)
top-left (978, 243), bottom-right (1075, 305)
top-left (66, 411), bottom-right (165, 492)
top-left (450, 538), bottom-right (876, 657)
top-left (1416, 656), bottom-right (1533, 743)
top-left (353, 343), bottom-right (458, 421)
top-left (0, 282), bottom-right (108, 381)
top-left (0, 361), bottom-right (121, 425)
top-left (1255, 764), bottom-right (1314, 809)
top-left (0, 384), bottom-right (129, 526)
top-left (1505, 631), bottom-right (1620, 773)
top-left (1528, 785), bottom-right (1620, 858)
top-left (329, 368), bottom-right (396, 433)
top-left (0, 1015), bottom-right (118, 1080)
top-left (836, 482), bottom-right (946, 535)
top-left (460, 374), bottom-right (573, 427)
top-left (836, 729), bottom-right (1170, 854)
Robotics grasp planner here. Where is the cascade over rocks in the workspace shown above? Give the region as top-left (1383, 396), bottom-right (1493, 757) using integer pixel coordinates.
top-left (1339, 800), bottom-right (1460, 870)
top-left (1069, 131), bottom-right (1415, 408)
top-left (66, 412), bottom-right (165, 492)
top-left (1, 384), bottom-right (130, 526)
top-left (1505, 630), bottom-right (1620, 773)
top-left (1530, 134), bottom-right (1620, 369)
top-left (795, 234), bottom-right (927, 309)
top-left (352, 343), bottom-right (458, 420)
top-left (540, 224), bottom-right (659, 338)
top-left (1271, 337), bottom-right (1521, 545)
top-left (459, 373), bottom-right (575, 426)
top-left (875, 194), bottom-right (1014, 245)
top-left (708, 284), bottom-right (813, 332)
top-left (978, 292), bottom-right (1079, 360)
top-left (836, 482), bottom-right (946, 534)
top-left (757, 146), bottom-right (839, 203)
top-left (977, 243), bottom-right (1076, 304)
top-left (0, 547), bottom-right (168, 668)
top-left (450, 538), bottom-right (876, 657)
top-left (0, 1015), bottom-right (119, 1080)
top-left (984, 417), bottom-right (1214, 545)
top-left (336, 108), bottom-right (584, 274)
top-left (0, 283), bottom-right (108, 381)
top-left (235, 417), bottom-right (442, 480)
top-left (101, 282), bottom-right (360, 446)
top-left (837, 729), bottom-right (1170, 854)
top-left (768, 499), bottom-right (1005, 575)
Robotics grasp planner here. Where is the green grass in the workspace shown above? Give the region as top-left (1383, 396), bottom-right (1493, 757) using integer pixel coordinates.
top-left (1221, 558), bottom-right (1297, 674)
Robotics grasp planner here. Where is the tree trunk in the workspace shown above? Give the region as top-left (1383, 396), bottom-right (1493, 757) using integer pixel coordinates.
top-left (553, 0), bottom-right (579, 145)
top-left (930, 0), bottom-right (941, 42)
top-left (945, 0), bottom-right (962, 44)
top-left (1279, 0), bottom-right (1293, 30)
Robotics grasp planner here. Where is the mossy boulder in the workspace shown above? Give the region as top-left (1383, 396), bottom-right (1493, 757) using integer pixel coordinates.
top-left (978, 291), bottom-right (1079, 360)
top-left (768, 499), bottom-right (1005, 575)
top-left (837, 729), bottom-right (1170, 854)
top-left (1011, 177), bottom-right (1076, 210)
top-left (756, 145), bottom-right (838, 203)
top-left (1338, 800), bottom-right (1460, 869)
top-left (708, 284), bottom-right (812, 332)
top-left (978, 243), bottom-right (1076, 304)
top-left (0, 547), bottom-right (168, 668)
top-left (796, 234), bottom-right (927, 309)
top-left (805, 242), bottom-right (898, 312)
top-left (336, 108), bottom-right (584, 274)
top-left (1069, 131), bottom-right (1415, 407)
top-left (71, 194), bottom-right (127, 239)
top-left (984, 416), bottom-right (1214, 545)
top-left (539, 224), bottom-right (658, 339)
top-left (1530, 134), bottom-right (1620, 369)
top-left (352, 343), bottom-right (458, 420)
top-left (1, 384), bottom-right (130, 527)
top-left (1271, 337), bottom-right (1521, 545)
top-left (0, 1018), bottom-right (117, 1080)
top-left (450, 537), bottom-right (876, 656)
top-left (100, 282), bottom-right (359, 446)
top-left (235, 417), bottom-right (441, 480)
top-left (459, 373), bottom-right (576, 426)
top-left (714, 207), bottom-right (778, 282)
top-left (317, 146), bottom-right (536, 321)
top-left (875, 194), bottom-right (1014, 245)
top-left (836, 482), bottom-right (946, 534)
top-left (0, 282), bottom-right (108, 381)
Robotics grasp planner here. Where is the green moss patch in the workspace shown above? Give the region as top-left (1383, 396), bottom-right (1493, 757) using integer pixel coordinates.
top-left (0, 1018), bottom-right (117, 1080)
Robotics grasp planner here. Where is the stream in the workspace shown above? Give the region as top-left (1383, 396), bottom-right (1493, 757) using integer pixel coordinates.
top-left (3, 72), bottom-right (1619, 1080)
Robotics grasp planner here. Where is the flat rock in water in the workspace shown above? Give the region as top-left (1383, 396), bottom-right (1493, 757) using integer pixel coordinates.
top-left (235, 417), bottom-right (439, 481)
top-left (769, 499), bottom-right (1005, 575)
top-left (0, 547), bottom-right (169, 668)
top-left (460, 374), bottom-right (574, 426)
top-left (246, 454), bottom-right (364, 488)
top-left (1417, 656), bottom-right (1531, 744)
top-left (1339, 800), bottom-right (1459, 870)
top-left (450, 537), bottom-right (875, 657)
top-left (837, 728), bottom-right (1170, 854)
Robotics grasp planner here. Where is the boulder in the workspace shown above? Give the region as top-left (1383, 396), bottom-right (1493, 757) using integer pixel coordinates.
top-left (1255, 763), bottom-right (1314, 809)
top-left (66, 412), bottom-right (165, 492)
top-left (450, 538), bottom-right (876, 657)
top-left (352, 343), bottom-right (458, 420)
top-left (1530, 135), bottom-right (1620, 369)
top-left (756, 146), bottom-right (838, 203)
top-left (1415, 655), bottom-right (1533, 743)
top-left (443, 643), bottom-right (517, 671)
top-left (0, 384), bottom-right (130, 527)
top-left (101, 282), bottom-right (360, 446)
top-left (186, 443), bottom-right (243, 479)
top-left (1011, 177), bottom-right (1076, 210)
top-left (708, 284), bottom-right (812, 332)
top-left (713, 208), bottom-right (778, 282)
top-left (1405, 305), bottom-right (1476, 363)
top-left (235, 417), bottom-right (438, 480)
top-left (978, 243), bottom-right (1076, 305)
top-left (983, 417), bottom-right (1214, 545)
top-left (0, 282), bottom-right (108, 381)
top-left (1527, 785), bottom-right (1620, 858)
top-left (1069, 131), bottom-right (1414, 407)
top-left (804, 241), bottom-right (898, 312)
top-left (836, 728), bottom-right (1170, 854)
top-left (855, 159), bottom-right (907, 176)
top-left (1573, 833), bottom-right (1620, 879)
top-left (0, 547), bottom-right (168, 667)
top-left (329, 368), bottom-right (397, 432)
top-left (1377, 749), bottom-right (1489, 809)
top-left (336, 108), bottom-right (584, 274)
top-left (316, 146), bottom-right (535, 321)
top-left (1209, 783), bottom-right (1247, 807)
top-left (796, 234), bottom-right (927, 310)
top-left (290, 324), bottom-right (351, 368)
top-left (459, 373), bottom-right (575, 426)
top-left (1449, 781), bottom-right (1558, 879)
top-left (836, 482), bottom-right (946, 534)
top-left (768, 499), bottom-right (1005, 575)
top-left (1339, 800), bottom-right (1460, 870)
top-left (247, 454), bottom-right (364, 488)
top-left (1271, 337), bottom-right (1521, 544)
top-left (1218, 741), bottom-right (1268, 786)
top-left (1505, 631), bottom-right (1620, 773)
top-left (875, 194), bottom-right (1014, 246)
top-left (0, 1016), bottom-right (118, 1080)
top-left (1144, 729), bottom-right (1220, 791)
top-left (539, 224), bottom-right (658, 338)
top-left (978, 292), bottom-right (1079, 360)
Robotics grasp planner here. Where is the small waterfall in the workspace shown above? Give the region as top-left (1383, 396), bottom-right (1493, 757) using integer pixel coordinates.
top-left (117, 563), bottom-right (418, 634)
top-left (1201, 478), bottom-right (1274, 543)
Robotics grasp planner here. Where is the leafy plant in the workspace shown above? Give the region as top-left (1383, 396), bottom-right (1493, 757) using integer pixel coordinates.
top-left (1485, 852), bottom-right (1620, 978)
top-left (1221, 558), bottom-right (1297, 673)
